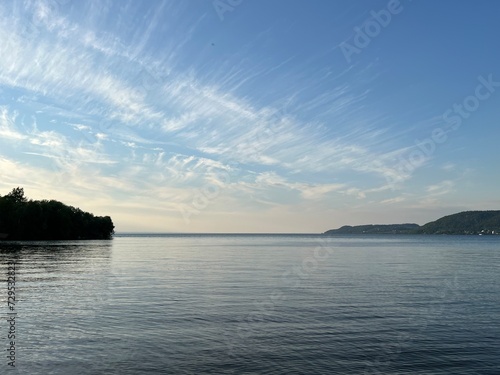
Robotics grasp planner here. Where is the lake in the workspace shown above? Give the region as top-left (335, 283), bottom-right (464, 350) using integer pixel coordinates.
top-left (1, 234), bottom-right (499, 374)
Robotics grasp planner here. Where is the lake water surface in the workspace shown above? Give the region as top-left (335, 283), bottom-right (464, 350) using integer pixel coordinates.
top-left (0, 234), bottom-right (499, 374)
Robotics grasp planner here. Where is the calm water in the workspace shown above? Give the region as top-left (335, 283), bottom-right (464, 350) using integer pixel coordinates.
top-left (0, 235), bottom-right (499, 374)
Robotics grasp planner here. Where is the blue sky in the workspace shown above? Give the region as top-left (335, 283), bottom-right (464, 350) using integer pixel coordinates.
top-left (0, 0), bottom-right (499, 232)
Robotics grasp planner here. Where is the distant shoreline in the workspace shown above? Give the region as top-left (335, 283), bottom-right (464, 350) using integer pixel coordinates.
top-left (324, 210), bottom-right (500, 236)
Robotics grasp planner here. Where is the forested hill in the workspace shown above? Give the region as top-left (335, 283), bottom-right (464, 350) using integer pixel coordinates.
top-left (324, 211), bottom-right (500, 235)
top-left (0, 188), bottom-right (114, 240)
top-left (417, 211), bottom-right (500, 235)
top-left (324, 224), bottom-right (419, 235)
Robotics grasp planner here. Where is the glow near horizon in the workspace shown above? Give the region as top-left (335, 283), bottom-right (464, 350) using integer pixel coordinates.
top-left (0, 0), bottom-right (499, 233)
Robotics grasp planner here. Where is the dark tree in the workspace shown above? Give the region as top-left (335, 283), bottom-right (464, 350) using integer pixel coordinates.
top-left (6, 187), bottom-right (27, 203)
top-left (0, 188), bottom-right (114, 240)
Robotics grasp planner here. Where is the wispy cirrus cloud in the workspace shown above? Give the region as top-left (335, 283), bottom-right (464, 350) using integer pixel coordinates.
top-left (1, 0), bottom-right (497, 232)
top-left (426, 180), bottom-right (455, 196)
top-left (1, 0), bottom-right (405, 186)
top-left (0, 107), bottom-right (26, 140)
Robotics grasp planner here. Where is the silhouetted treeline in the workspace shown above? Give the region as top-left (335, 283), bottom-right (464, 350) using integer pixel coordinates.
top-left (0, 188), bottom-right (114, 240)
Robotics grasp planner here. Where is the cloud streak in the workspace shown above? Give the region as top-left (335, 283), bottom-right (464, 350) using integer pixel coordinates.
top-left (1, 1), bottom-right (498, 231)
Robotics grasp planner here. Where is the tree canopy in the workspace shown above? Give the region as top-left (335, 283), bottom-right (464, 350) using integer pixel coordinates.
top-left (0, 187), bottom-right (114, 240)
top-left (417, 211), bottom-right (500, 235)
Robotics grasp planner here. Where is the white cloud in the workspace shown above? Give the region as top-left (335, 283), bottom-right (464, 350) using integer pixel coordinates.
top-left (1, 0), bottom-right (471, 232)
top-left (380, 196), bottom-right (407, 205)
top-left (0, 0), bottom-right (416, 191)
top-left (0, 107), bottom-right (26, 140)
top-left (426, 180), bottom-right (455, 196)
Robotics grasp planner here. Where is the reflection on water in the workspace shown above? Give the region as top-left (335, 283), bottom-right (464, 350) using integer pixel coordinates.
top-left (0, 241), bottom-right (112, 299)
top-left (0, 241), bottom-right (113, 374)
top-left (0, 236), bottom-right (498, 374)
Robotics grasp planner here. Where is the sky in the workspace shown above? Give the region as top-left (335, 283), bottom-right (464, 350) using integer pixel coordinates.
top-left (0, 0), bottom-right (499, 233)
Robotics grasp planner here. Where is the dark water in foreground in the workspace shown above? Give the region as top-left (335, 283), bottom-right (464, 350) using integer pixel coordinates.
top-left (0, 234), bottom-right (499, 374)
